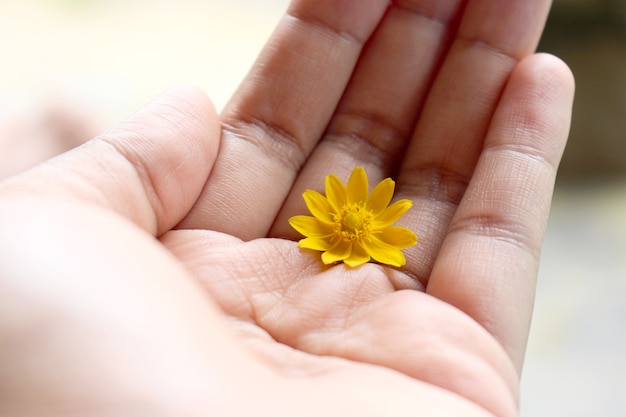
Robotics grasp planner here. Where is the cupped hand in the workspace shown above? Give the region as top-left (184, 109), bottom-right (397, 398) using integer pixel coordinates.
top-left (0, 1), bottom-right (574, 416)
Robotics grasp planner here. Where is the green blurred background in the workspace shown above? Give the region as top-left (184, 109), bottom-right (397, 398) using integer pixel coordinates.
top-left (0, 1), bottom-right (624, 415)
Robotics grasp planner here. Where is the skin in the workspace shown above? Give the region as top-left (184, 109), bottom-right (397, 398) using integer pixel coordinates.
top-left (0, 0), bottom-right (574, 416)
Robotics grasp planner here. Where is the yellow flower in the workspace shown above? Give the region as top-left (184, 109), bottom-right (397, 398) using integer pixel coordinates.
top-left (289, 167), bottom-right (417, 268)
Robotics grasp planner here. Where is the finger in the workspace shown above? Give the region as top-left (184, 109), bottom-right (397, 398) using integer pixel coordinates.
top-left (0, 86), bottom-right (220, 236)
top-left (271, 0), bottom-right (467, 238)
top-left (397, 0), bottom-right (553, 281)
top-left (426, 54), bottom-right (575, 370)
top-left (179, 0), bottom-right (390, 239)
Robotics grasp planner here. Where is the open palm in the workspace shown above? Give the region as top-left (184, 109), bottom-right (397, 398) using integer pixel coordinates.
top-left (0, 1), bottom-right (574, 416)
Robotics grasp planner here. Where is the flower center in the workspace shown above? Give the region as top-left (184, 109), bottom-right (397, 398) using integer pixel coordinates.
top-left (335, 203), bottom-right (372, 241)
top-left (343, 212), bottom-right (364, 232)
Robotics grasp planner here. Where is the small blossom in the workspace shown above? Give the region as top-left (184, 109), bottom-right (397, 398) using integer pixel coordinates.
top-left (289, 167), bottom-right (417, 268)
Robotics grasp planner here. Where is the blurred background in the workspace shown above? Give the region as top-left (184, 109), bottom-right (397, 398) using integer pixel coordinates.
top-left (0, 0), bottom-right (624, 415)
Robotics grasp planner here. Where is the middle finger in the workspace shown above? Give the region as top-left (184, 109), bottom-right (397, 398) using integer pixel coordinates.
top-left (271, 0), bottom-right (467, 238)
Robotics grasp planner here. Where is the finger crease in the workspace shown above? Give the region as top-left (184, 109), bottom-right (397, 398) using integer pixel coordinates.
top-left (222, 117), bottom-right (307, 174)
top-left (456, 34), bottom-right (521, 64)
top-left (484, 142), bottom-right (559, 175)
top-left (286, 11), bottom-right (368, 46)
top-left (92, 136), bottom-right (161, 233)
top-left (325, 110), bottom-right (411, 169)
top-left (447, 214), bottom-right (538, 257)
top-left (399, 163), bottom-right (472, 206)
top-left (392, 0), bottom-right (465, 29)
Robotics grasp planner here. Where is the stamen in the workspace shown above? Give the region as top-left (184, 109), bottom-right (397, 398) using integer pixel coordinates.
top-left (343, 212), bottom-right (363, 232)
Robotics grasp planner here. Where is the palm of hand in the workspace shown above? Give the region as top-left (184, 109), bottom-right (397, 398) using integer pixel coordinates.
top-left (163, 229), bottom-right (518, 416)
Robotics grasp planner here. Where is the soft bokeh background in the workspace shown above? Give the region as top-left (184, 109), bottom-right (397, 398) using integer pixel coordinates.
top-left (1, 1), bottom-right (624, 415)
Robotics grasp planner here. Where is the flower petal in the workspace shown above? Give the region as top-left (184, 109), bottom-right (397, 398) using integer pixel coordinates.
top-left (362, 235), bottom-right (406, 267)
top-left (321, 239), bottom-right (352, 264)
top-left (298, 236), bottom-right (335, 251)
top-left (290, 167), bottom-right (417, 267)
top-left (326, 174), bottom-right (347, 211)
top-left (302, 190), bottom-right (335, 223)
top-left (346, 166), bottom-right (368, 204)
top-left (289, 215), bottom-right (334, 237)
top-left (343, 241), bottom-right (371, 268)
top-left (367, 177), bottom-right (395, 215)
top-left (377, 226), bottom-right (417, 249)
top-left (373, 199), bottom-right (412, 228)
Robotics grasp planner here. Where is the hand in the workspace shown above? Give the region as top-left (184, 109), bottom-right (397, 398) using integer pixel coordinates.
top-left (0, 1), bottom-right (574, 416)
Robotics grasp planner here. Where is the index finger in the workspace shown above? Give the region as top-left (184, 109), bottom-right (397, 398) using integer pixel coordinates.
top-left (178, 0), bottom-right (390, 239)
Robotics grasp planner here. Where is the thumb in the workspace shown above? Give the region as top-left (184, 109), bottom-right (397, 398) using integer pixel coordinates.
top-left (0, 85), bottom-right (221, 236)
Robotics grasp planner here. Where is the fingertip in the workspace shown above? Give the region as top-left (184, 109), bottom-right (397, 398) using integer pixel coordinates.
top-left (491, 53), bottom-right (576, 166)
top-left (514, 53), bottom-right (575, 107)
top-left (170, 84), bottom-right (223, 173)
top-left (106, 85), bottom-right (222, 233)
top-left (164, 84), bottom-right (220, 119)
top-left (532, 52), bottom-right (575, 85)
top-left (147, 84), bottom-right (221, 158)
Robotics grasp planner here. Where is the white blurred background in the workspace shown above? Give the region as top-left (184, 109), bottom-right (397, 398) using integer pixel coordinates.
top-left (1, 1), bottom-right (624, 415)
